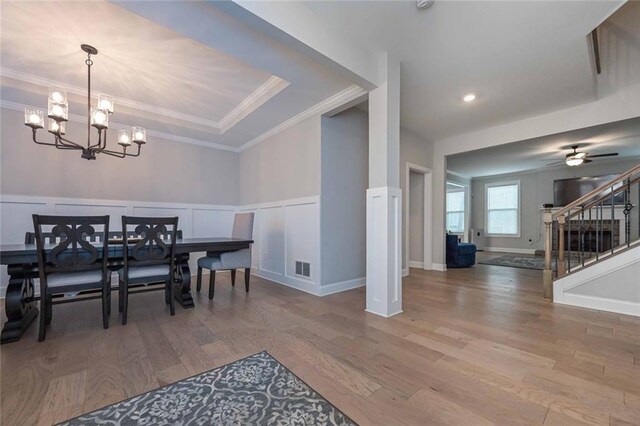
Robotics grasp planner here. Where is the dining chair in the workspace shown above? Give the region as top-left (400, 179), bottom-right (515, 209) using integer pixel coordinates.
top-left (32, 214), bottom-right (110, 342)
top-left (119, 216), bottom-right (178, 325)
top-left (196, 212), bottom-right (254, 299)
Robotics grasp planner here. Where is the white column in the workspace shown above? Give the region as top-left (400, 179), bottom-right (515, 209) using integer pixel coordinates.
top-left (366, 54), bottom-right (402, 317)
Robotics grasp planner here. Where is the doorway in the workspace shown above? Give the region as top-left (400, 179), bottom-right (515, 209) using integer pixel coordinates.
top-left (405, 163), bottom-right (433, 272)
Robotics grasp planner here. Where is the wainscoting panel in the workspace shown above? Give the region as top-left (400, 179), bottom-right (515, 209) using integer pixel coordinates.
top-left (192, 209), bottom-right (235, 238)
top-left (1, 200), bottom-right (48, 244)
top-left (54, 203), bottom-right (129, 229)
top-left (257, 206), bottom-right (286, 276)
top-left (242, 197), bottom-right (321, 295)
top-left (285, 202), bottom-right (318, 282)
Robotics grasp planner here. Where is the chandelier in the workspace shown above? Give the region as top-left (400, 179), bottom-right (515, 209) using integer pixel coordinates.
top-left (23, 44), bottom-right (147, 160)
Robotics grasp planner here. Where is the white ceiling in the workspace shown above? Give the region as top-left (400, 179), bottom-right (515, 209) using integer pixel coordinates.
top-left (0, 0), bottom-right (357, 149)
top-left (305, 0), bottom-right (625, 142)
top-left (447, 117), bottom-right (640, 178)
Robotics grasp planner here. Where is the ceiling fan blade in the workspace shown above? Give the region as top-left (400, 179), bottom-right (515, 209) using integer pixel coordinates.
top-left (539, 158), bottom-right (564, 161)
top-left (583, 159), bottom-right (593, 163)
top-left (588, 153), bottom-right (619, 158)
top-left (546, 160), bottom-right (566, 166)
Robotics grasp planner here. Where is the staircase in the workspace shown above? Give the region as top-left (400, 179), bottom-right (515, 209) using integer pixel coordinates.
top-left (543, 163), bottom-right (640, 316)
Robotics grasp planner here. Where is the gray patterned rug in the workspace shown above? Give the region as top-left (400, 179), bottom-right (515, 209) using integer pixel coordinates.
top-left (479, 255), bottom-right (546, 270)
top-left (58, 351), bottom-right (357, 426)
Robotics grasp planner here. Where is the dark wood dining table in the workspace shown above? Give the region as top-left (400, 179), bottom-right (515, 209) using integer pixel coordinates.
top-left (0, 237), bottom-right (253, 344)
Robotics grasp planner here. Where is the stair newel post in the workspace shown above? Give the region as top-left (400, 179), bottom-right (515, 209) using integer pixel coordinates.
top-left (543, 209), bottom-right (554, 301)
top-left (557, 214), bottom-right (566, 277)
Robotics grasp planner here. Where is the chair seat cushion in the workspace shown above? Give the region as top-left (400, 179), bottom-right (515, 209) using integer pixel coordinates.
top-left (457, 243), bottom-right (477, 255)
top-left (48, 270), bottom-right (103, 288)
top-left (198, 255), bottom-right (222, 270)
top-left (118, 264), bottom-right (170, 280)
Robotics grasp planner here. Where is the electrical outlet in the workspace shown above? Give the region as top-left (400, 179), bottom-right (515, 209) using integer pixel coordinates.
top-left (528, 238), bottom-right (533, 245)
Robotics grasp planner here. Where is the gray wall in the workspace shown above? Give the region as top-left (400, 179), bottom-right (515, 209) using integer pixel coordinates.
top-left (409, 171), bottom-right (424, 263)
top-left (471, 158), bottom-right (640, 251)
top-left (238, 116), bottom-right (321, 205)
top-left (400, 128), bottom-right (433, 271)
top-left (320, 108), bottom-right (368, 285)
top-left (0, 107), bottom-right (239, 205)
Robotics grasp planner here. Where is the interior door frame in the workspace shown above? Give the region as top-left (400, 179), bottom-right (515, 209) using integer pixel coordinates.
top-left (405, 162), bottom-right (433, 272)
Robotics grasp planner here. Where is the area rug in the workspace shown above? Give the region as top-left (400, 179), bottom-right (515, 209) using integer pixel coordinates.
top-left (58, 351), bottom-right (357, 426)
top-left (479, 255), bottom-right (546, 270)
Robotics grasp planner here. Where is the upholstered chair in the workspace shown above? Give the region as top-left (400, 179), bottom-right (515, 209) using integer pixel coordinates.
top-left (32, 215), bottom-right (111, 341)
top-left (196, 212), bottom-right (254, 299)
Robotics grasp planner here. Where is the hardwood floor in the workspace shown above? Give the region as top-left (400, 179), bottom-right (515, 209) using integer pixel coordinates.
top-left (1, 260), bottom-right (639, 425)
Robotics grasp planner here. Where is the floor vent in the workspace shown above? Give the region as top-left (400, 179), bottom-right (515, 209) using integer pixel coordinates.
top-left (295, 261), bottom-right (311, 278)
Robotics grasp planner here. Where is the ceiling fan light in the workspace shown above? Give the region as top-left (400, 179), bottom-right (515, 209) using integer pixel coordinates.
top-left (574, 152), bottom-right (587, 159)
top-left (566, 157), bottom-right (584, 166)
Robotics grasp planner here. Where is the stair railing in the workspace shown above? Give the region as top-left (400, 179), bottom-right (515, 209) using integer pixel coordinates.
top-left (543, 163), bottom-right (640, 300)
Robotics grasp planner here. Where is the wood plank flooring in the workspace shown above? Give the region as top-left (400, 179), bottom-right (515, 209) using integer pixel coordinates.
top-left (1, 257), bottom-right (639, 425)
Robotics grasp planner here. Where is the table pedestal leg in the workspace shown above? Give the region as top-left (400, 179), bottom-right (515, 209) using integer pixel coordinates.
top-left (1, 266), bottom-right (39, 344)
top-left (173, 256), bottom-right (194, 309)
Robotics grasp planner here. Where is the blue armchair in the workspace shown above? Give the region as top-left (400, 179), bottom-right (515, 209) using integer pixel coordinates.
top-left (446, 234), bottom-right (477, 268)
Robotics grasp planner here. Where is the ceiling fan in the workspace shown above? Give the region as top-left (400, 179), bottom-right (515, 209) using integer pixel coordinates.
top-left (544, 145), bottom-right (619, 167)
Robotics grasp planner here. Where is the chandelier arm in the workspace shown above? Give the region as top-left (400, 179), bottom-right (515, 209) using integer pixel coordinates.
top-left (98, 149), bottom-right (127, 159)
top-left (32, 129), bottom-right (58, 147)
top-left (56, 134), bottom-right (86, 150)
top-left (32, 129), bottom-right (75, 149)
top-left (88, 128), bottom-right (103, 150)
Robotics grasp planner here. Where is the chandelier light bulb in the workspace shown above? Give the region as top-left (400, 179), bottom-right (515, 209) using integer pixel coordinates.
top-left (48, 87), bottom-right (67, 104)
top-left (90, 107), bottom-right (109, 129)
top-left (24, 109), bottom-right (44, 129)
top-left (48, 98), bottom-right (68, 121)
top-left (118, 129), bottom-right (132, 146)
top-left (97, 94), bottom-right (114, 113)
top-left (48, 119), bottom-right (66, 135)
top-left (132, 126), bottom-right (146, 144)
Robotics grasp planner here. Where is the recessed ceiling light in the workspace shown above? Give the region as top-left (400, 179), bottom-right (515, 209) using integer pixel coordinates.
top-left (463, 93), bottom-right (476, 103)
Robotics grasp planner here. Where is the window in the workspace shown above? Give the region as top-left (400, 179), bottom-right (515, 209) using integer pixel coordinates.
top-left (486, 182), bottom-right (520, 236)
top-left (446, 188), bottom-right (465, 233)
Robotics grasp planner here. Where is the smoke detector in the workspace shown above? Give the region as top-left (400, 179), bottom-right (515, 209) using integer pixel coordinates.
top-left (417, 0), bottom-right (435, 9)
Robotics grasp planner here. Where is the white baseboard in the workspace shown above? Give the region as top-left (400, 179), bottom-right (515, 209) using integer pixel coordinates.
top-left (408, 261), bottom-right (424, 269)
top-left (318, 277), bottom-right (365, 296)
top-left (557, 293), bottom-right (640, 317)
top-left (402, 268), bottom-right (409, 277)
top-left (432, 263), bottom-right (447, 271)
top-left (484, 247), bottom-right (537, 255)
top-left (251, 269), bottom-right (320, 296)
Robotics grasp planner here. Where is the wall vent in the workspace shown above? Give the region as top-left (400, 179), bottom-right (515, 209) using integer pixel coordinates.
top-left (295, 261), bottom-right (311, 278)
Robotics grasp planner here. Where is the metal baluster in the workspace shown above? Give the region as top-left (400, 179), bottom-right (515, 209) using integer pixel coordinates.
top-left (567, 208), bottom-right (571, 274)
top-left (554, 220), bottom-right (558, 278)
top-left (580, 209), bottom-right (584, 267)
top-left (595, 203), bottom-right (599, 261)
top-left (588, 207), bottom-right (592, 260)
top-left (624, 177), bottom-right (631, 247)
top-left (611, 185), bottom-right (615, 255)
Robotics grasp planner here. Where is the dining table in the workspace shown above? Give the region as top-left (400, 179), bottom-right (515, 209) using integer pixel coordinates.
top-left (0, 237), bottom-right (253, 344)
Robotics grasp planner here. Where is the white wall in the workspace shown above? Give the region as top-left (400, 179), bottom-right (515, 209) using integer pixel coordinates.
top-left (470, 159), bottom-right (640, 252)
top-left (400, 128), bottom-right (433, 272)
top-left (238, 115), bottom-right (321, 205)
top-left (320, 108), bottom-right (368, 291)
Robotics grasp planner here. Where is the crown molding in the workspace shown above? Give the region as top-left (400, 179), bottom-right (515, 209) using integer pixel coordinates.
top-left (0, 99), bottom-right (239, 152)
top-left (0, 67), bottom-right (289, 135)
top-left (219, 76), bottom-right (290, 133)
top-left (237, 84), bottom-right (367, 152)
